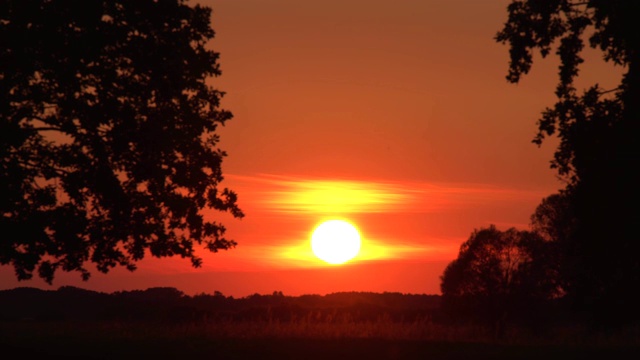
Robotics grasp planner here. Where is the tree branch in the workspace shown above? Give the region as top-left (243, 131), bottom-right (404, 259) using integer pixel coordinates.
top-left (598, 87), bottom-right (621, 95)
top-left (32, 127), bottom-right (63, 132)
top-left (15, 158), bottom-right (71, 176)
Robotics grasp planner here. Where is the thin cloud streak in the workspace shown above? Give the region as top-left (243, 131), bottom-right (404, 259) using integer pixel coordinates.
top-left (274, 237), bottom-right (451, 269)
top-left (227, 173), bottom-right (549, 215)
top-left (228, 173), bottom-right (415, 214)
top-left (190, 234), bottom-right (454, 271)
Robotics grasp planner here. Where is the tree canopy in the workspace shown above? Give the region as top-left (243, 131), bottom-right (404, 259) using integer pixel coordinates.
top-left (496, 0), bottom-right (636, 179)
top-left (496, 0), bottom-right (639, 326)
top-left (530, 193), bottom-right (574, 243)
top-left (440, 225), bottom-right (559, 334)
top-left (0, 0), bottom-right (243, 283)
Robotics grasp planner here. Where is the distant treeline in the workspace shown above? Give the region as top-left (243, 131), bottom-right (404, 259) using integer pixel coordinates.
top-left (0, 287), bottom-right (441, 324)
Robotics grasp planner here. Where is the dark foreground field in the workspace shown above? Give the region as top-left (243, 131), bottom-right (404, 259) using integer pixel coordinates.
top-left (3, 321), bottom-right (639, 360)
top-left (2, 288), bottom-right (639, 359)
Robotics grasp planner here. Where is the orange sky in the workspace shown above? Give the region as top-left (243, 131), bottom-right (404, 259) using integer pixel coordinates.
top-left (0, 0), bottom-right (621, 297)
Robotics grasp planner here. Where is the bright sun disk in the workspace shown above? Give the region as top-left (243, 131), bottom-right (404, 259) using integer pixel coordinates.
top-left (311, 220), bottom-right (361, 265)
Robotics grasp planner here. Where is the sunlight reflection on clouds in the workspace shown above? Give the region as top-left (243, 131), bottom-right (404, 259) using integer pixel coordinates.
top-left (267, 237), bottom-right (448, 268)
top-left (226, 173), bottom-right (547, 215)
top-left (213, 174), bottom-right (548, 269)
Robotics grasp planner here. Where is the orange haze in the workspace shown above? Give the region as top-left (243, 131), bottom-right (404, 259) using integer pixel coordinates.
top-left (1, 0), bottom-right (620, 297)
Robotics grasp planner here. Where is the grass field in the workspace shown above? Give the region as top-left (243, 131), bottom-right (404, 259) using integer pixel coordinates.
top-left (3, 320), bottom-right (639, 359)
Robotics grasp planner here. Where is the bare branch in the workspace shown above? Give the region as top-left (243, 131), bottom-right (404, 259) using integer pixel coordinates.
top-left (32, 127), bottom-right (63, 132)
top-left (598, 87), bottom-right (621, 95)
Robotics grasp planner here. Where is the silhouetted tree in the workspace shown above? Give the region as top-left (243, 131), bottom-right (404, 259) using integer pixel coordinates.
top-left (529, 193), bottom-right (574, 294)
top-left (0, 0), bottom-right (243, 283)
top-left (440, 225), bottom-right (559, 337)
top-left (496, 1), bottom-right (640, 326)
top-left (530, 193), bottom-right (574, 243)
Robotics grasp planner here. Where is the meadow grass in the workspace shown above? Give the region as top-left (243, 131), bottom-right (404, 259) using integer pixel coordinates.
top-left (2, 317), bottom-right (639, 359)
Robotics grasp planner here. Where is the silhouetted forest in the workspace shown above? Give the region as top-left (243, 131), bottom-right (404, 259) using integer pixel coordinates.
top-left (0, 286), bottom-right (440, 324)
top-left (2, 286), bottom-right (639, 359)
top-left (0, 285), bottom-right (580, 335)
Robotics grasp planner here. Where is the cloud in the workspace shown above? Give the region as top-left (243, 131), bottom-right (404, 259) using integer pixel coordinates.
top-left (226, 173), bottom-right (547, 215)
top-left (210, 174), bottom-right (547, 269)
top-left (268, 235), bottom-right (457, 268)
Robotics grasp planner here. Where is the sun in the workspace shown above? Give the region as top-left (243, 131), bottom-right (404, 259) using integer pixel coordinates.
top-left (311, 220), bottom-right (361, 264)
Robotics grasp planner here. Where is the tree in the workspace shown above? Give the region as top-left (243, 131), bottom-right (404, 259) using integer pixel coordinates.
top-left (496, 0), bottom-right (640, 326)
top-left (440, 225), bottom-right (559, 336)
top-left (529, 193), bottom-right (573, 295)
top-left (0, 0), bottom-right (243, 283)
top-left (530, 193), bottom-right (574, 243)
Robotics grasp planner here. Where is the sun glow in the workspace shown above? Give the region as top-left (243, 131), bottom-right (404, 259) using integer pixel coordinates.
top-left (311, 220), bottom-right (361, 264)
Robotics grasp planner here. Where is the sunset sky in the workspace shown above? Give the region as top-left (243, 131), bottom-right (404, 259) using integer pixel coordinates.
top-left (0, 0), bottom-right (620, 297)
